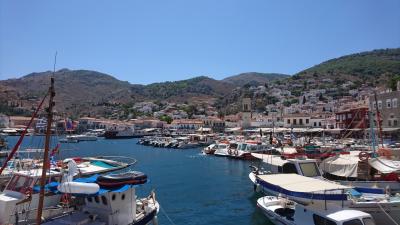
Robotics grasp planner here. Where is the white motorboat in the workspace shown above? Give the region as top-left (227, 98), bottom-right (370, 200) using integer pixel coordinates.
top-left (213, 142), bottom-right (234, 156)
top-left (253, 173), bottom-right (400, 225)
top-left (60, 133), bottom-right (98, 142)
top-left (42, 172), bottom-right (159, 225)
top-left (257, 196), bottom-right (376, 225)
top-left (226, 141), bottom-right (273, 159)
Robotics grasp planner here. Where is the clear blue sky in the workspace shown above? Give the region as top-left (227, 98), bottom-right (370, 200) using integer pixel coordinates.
top-left (1, 0), bottom-right (399, 84)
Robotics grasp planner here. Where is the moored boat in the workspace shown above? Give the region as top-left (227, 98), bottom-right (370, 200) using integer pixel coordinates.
top-left (257, 195), bottom-right (376, 225)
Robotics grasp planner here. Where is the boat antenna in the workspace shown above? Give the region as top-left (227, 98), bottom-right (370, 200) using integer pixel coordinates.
top-left (36, 52), bottom-right (57, 224)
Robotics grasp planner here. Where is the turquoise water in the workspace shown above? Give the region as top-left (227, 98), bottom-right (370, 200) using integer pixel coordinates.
top-left (3, 136), bottom-right (272, 225)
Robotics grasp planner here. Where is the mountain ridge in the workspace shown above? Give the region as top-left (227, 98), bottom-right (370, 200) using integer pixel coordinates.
top-left (0, 47), bottom-right (399, 117)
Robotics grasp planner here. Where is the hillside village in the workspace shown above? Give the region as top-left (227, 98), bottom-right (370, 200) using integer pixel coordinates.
top-left (0, 48), bottom-right (399, 138)
top-left (1, 77), bottom-right (399, 140)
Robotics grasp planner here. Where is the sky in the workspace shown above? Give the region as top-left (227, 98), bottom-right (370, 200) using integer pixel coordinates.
top-left (0, 0), bottom-right (399, 84)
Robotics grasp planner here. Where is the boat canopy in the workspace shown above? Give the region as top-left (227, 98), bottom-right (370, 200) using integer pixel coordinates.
top-left (319, 154), bottom-right (360, 178)
top-left (257, 174), bottom-right (348, 193)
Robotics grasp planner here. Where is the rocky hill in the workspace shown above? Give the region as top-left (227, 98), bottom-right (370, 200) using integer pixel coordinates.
top-left (292, 48), bottom-right (400, 86)
top-left (223, 72), bottom-right (289, 86)
top-left (0, 69), bottom-right (287, 116)
top-left (1, 47), bottom-right (399, 117)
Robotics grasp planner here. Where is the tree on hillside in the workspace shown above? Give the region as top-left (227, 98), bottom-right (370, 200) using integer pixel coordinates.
top-left (159, 115), bottom-right (173, 124)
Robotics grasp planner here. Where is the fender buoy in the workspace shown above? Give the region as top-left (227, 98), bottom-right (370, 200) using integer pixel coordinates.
top-left (228, 149), bottom-right (232, 155)
top-left (359, 151), bottom-right (370, 161)
top-left (234, 150), bottom-right (239, 156)
top-left (378, 148), bottom-right (392, 159)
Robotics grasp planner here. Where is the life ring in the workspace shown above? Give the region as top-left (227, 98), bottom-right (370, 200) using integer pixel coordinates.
top-left (23, 187), bottom-right (32, 198)
top-left (358, 151), bottom-right (370, 161)
top-left (228, 149), bottom-right (232, 155)
top-left (234, 150), bottom-right (239, 156)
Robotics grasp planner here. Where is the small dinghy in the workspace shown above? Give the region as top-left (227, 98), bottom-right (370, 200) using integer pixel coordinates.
top-left (97, 171), bottom-right (147, 187)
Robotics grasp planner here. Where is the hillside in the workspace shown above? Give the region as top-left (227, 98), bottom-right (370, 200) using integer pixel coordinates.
top-left (0, 71), bottom-right (235, 116)
top-left (223, 72), bottom-right (289, 86)
top-left (292, 48), bottom-right (400, 86)
top-left (1, 47), bottom-right (399, 117)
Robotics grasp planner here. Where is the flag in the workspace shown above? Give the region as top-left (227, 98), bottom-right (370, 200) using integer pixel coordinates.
top-left (50, 143), bottom-right (60, 156)
top-left (65, 118), bottom-right (74, 131)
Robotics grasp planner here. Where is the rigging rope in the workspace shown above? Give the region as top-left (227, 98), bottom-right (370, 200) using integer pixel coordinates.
top-left (159, 205), bottom-right (177, 225)
top-left (377, 202), bottom-right (399, 225)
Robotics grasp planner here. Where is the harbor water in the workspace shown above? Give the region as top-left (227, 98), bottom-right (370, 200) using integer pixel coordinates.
top-left (3, 136), bottom-right (272, 225)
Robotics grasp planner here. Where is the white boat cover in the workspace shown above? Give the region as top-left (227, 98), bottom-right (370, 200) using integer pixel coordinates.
top-left (257, 174), bottom-right (348, 193)
top-left (252, 154), bottom-right (287, 166)
top-left (319, 153), bottom-right (360, 178)
top-left (369, 157), bottom-right (400, 174)
top-left (321, 153), bottom-right (400, 177)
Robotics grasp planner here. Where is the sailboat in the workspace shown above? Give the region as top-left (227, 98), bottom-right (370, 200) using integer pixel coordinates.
top-left (0, 69), bottom-right (159, 224)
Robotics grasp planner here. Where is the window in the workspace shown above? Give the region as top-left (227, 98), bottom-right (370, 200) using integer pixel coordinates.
top-left (299, 119), bottom-right (303, 125)
top-left (394, 120), bottom-right (398, 126)
top-left (87, 197), bottom-right (92, 202)
top-left (389, 120), bottom-right (392, 127)
top-left (319, 122), bottom-right (322, 126)
top-left (112, 194), bottom-right (116, 201)
top-left (287, 119), bottom-right (290, 124)
top-left (314, 122), bottom-right (317, 127)
top-left (386, 99), bottom-right (391, 108)
top-left (343, 219), bottom-right (363, 225)
top-left (306, 119), bottom-right (309, 124)
top-left (101, 196), bottom-right (108, 205)
top-left (378, 101), bottom-right (382, 109)
top-left (299, 162), bottom-right (321, 177)
top-left (282, 163), bottom-right (298, 174)
top-left (362, 218), bottom-right (376, 225)
top-left (313, 214), bottom-right (336, 225)
top-left (121, 194), bottom-right (125, 200)
top-left (94, 196), bottom-right (100, 203)
top-left (393, 98), bottom-right (398, 108)
top-left (293, 119), bottom-right (297, 125)
top-left (347, 113), bottom-right (352, 119)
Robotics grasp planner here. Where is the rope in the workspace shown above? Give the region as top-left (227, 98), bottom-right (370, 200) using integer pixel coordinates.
top-left (0, 91), bottom-right (49, 175)
top-left (377, 202), bottom-right (399, 225)
top-left (159, 205), bottom-right (177, 225)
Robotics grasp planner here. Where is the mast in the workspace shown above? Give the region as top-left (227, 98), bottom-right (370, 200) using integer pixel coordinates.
top-left (36, 53), bottom-right (57, 224)
top-left (373, 92), bottom-right (384, 147)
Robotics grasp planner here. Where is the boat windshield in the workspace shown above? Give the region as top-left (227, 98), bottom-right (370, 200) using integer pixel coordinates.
top-left (343, 219), bottom-right (365, 225)
top-left (6, 175), bottom-right (34, 193)
top-left (218, 144), bottom-right (228, 149)
top-left (240, 144), bottom-right (247, 151)
top-left (362, 218), bottom-right (375, 225)
top-left (299, 162), bottom-right (321, 177)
